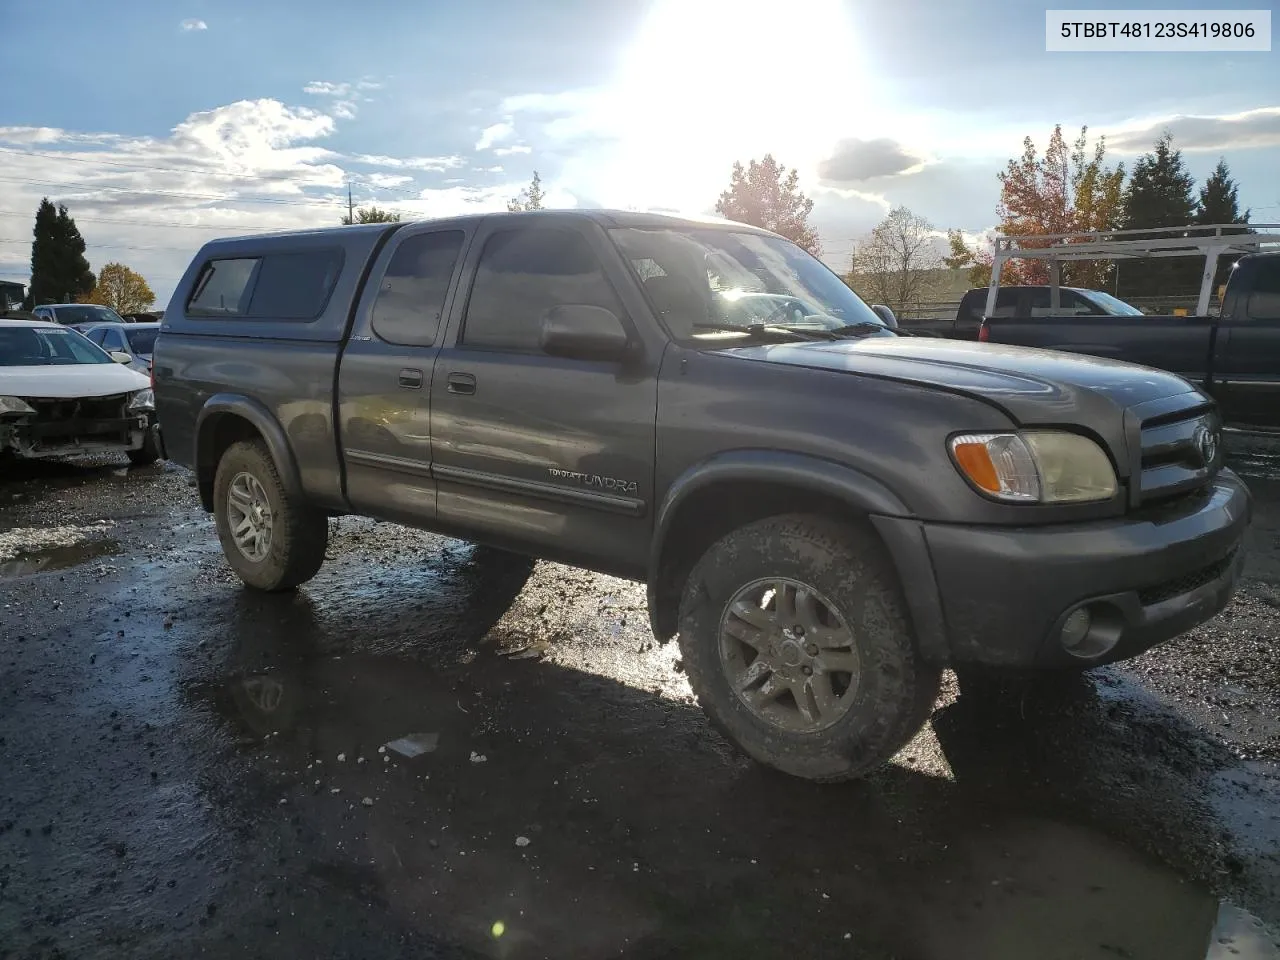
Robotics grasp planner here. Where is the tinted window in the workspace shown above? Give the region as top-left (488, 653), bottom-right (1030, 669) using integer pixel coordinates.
top-left (86, 328), bottom-right (108, 345)
top-left (371, 231), bottom-right (464, 346)
top-left (991, 288), bottom-right (1019, 318)
top-left (248, 250), bottom-right (344, 320)
top-left (102, 328), bottom-right (127, 351)
top-left (1027, 289), bottom-right (1100, 316)
top-left (463, 228), bottom-right (621, 351)
top-left (188, 258), bottom-right (258, 317)
top-left (1246, 259), bottom-right (1280, 321)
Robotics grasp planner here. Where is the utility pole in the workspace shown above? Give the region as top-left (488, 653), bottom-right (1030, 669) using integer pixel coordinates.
top-left (347, 182), bottom-right (355, 225)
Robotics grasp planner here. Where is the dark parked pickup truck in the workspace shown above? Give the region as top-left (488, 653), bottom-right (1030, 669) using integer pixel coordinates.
top-left (981, 253), bottom-right (1280, 429)
top-left (154, 210), bottom-right (1251, 782)
top-left (908, 285), bottom-right (1145, 340)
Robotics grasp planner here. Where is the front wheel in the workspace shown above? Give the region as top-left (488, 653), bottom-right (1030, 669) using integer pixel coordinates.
top-left (677, 514), bottom-right (940, 782)
top-left (213, 440), bottom-right (328, 592)
top-left (127, 427), bottom-right (161, 467)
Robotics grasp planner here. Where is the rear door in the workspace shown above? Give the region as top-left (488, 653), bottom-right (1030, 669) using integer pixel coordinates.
top-left (1214, 256), bottom-right (1280, 426)
top-left (337, 225), bottom-right (471, 525)
top-left (428, 219), bottom-right (659, 576)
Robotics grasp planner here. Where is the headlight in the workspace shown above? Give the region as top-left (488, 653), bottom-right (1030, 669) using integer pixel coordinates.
top-left (0, 396), bottom-right (36, 416)
top-left (127, 388), bottom-right (155, 412)
top-left (949, 431), bottom-right (1118, 504)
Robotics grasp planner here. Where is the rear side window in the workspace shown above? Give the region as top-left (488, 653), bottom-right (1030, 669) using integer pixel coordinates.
top-left (371, 231), bottom-right (465, 347)
top-left (1245, 260), bottom-right (1280, 321)
top-left (248, 250), bottom-right (344, 320)
top-left (463, 227), bottom-right (621, 352)
top-left (188, 258), bottom-right (258, 317)
top-left (186, 249), bottom-right (343, 320)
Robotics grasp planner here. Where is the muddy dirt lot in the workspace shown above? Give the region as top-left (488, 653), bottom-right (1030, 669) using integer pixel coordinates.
top-left (2, 439), bottom-right (1279, 960)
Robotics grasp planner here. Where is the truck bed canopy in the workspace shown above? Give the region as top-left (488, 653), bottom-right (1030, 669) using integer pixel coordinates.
top-left (987, 223), bottom-right (1280, 317)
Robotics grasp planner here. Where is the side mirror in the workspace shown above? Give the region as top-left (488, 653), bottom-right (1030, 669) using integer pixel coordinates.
top-left (110, 351), bottom-right (132, 364)
top-left (870, 304), bottom-right (898, 330)
top-left (540, 305), bottom-right (630, 361)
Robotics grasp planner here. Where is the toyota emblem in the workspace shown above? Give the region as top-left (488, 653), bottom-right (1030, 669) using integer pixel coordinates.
top-left (1193, 423), bottom-right (1219, 467)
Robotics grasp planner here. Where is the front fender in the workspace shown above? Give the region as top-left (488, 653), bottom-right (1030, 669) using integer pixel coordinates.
top-left (195, 394), bottom-right (303, 510)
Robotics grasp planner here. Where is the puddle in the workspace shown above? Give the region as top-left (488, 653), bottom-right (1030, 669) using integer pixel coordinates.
top-left (1208, 903), bottom-right (1280, 958)
top-left (0, 537), bottom-right (120, 577)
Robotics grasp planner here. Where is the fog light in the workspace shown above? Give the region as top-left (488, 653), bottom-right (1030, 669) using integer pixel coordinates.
top-left (1059, 608), bottom-right (1092, 654)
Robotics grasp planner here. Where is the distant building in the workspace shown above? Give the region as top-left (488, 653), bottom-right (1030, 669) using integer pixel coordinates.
top-left (0, 280), bottom-right (25, 310)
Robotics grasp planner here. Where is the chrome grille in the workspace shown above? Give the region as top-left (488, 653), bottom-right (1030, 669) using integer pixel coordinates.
top-left (1137, 405), bottom-right (1221, 504)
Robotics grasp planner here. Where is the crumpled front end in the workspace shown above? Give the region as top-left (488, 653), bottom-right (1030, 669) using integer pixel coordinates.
top-left (0, 393), bottom-right (150, 460)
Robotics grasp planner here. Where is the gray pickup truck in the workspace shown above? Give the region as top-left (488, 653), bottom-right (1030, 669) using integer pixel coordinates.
top-left (153, 210), bottom-right (1251, 782)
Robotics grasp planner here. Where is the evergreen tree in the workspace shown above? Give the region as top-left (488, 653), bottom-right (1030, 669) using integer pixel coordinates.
top-left (1120, 133), bottom-right (1199, 301)
top-left (1195, 158), bottom-right (1251, 290)
top-left (26, 198), bottom-right (94, 307)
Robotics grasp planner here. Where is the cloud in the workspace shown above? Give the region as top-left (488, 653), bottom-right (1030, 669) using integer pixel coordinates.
top-left (303, 81), bottom-right (351, 97)
top-left (494, 144), bottom-right (532, 157)
top-left (475, 121), bottom-right (515, 151)
top-left (365, 173), bottom-right (413, 188)
top-left (352, 154), bottom-right (465, 172)
top-left (818, 138), bottom-right (927, 183)
top-left (180, 18), bottom-right (207, 31)
top-left (1107, 106), bottom-right (1280, 153)
top-left (330, 101), bottom-right (358, 120)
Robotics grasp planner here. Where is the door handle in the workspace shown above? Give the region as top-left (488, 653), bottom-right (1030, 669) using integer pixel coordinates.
top-left (447, 372), bottom-right (476, 396)
top-left (398, 368), bottom-right (423, 389)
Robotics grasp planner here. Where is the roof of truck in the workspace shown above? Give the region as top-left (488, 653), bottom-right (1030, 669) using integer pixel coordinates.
top-left (212, 208), bottom-right (770, 244)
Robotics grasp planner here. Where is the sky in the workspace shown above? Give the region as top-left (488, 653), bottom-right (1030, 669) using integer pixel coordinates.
top-left (1, 0), bottom-right (1278, 304)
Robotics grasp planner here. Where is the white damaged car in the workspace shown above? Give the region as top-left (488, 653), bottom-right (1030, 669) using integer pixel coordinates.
top-left (0, 318), bottom-right (161, 465)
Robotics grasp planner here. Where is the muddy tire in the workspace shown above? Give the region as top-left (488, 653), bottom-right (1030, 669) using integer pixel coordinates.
top-left (213, 440), bottom-right (328, 592)
top-left (677, 514), bottom-right (941, 782)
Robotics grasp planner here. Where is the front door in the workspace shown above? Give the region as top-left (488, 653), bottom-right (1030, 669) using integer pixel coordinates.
top-left (337, 226), bottom-right (470, 524)
top-left (1214, 256), bottom-right (1280, 427)
top-left (429, 220), bottom-right (659, 577)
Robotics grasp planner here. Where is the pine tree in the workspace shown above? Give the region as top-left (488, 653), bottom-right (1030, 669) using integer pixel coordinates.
top-left (1120, 133), bottom-right (1199, 301)
top-left (26, 198), bottom-right (94, 307)
top-left (1195, 158), bottom-right (1251, 290)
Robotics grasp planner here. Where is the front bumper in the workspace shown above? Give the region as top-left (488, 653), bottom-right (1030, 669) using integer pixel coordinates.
top-left (0, 412), bottom-right (150, 460)
top-left (880, 471), bottom-right (1251, 668)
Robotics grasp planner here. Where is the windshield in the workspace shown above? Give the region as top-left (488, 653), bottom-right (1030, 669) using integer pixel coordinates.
top-left (53, 305), bottom-right (126, 325)
top-left (1084, 290), bottom-right (1144, 316)
top-left (125, 328), bottom-right (159, 355)
top-left (609, 227), bottom-right (886, 341)
top-left (0, 325), bottom-right (113, 366)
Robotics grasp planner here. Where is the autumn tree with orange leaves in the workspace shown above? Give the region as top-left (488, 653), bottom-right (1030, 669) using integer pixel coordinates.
top-left (947, 125), bottom-right (1125, 288)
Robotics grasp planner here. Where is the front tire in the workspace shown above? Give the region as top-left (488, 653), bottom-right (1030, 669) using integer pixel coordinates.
top-left (677, 514), bottom-right (940, 782)
top-left (127, 427), bottom-right (161, 467)
top-left (213, 440), bottom-right (328, 592)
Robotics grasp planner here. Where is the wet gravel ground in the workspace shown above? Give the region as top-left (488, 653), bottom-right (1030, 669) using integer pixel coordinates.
top-left (1, 440), bottom-right (1279, 959)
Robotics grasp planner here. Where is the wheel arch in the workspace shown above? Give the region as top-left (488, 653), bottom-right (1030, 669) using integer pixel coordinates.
top-left (195, 395), bottom-right (302, 512)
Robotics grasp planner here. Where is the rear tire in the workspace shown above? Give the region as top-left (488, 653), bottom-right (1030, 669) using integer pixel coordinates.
top-left (213, 439), bottom-right (328, 592)
top-left (677, 514), bottom-right (941, 782)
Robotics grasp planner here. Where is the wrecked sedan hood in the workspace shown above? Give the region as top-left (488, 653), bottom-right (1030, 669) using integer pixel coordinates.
top-left (1, 362), bottom-right (151, 399)
top-left (715, 336), bottom-right (1207, 426)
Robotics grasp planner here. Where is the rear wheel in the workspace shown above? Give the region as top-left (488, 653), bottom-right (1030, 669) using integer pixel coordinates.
top-left (213, 440), bottom-right (328, 592)
top-left (677, 514), bottom-right (941, 781)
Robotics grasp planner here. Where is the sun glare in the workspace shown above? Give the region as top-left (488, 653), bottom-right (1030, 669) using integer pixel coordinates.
top-left (595, 0), bottom-right (870, 212)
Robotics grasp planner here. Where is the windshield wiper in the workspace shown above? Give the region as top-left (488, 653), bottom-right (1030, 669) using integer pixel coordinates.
top-left (825, 321), bottom-right (888, 338)
top-left (692, 323), bottom-right (832, 342)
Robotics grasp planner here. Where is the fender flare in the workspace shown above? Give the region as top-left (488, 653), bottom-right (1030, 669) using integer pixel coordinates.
top-left (647, 449), bottom-right (912, 636)
top-left (194, 394), bottom-right (303, 509)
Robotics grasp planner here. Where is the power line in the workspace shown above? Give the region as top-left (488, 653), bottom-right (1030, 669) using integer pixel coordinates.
top-left (0, 175), bottom-right (348, 207)
top-left (0, 237), bottom-right (180, 252)
top-left (0, 209), bottom-right (287, 231)
top-left (0, 145), bottom-right (431, 200)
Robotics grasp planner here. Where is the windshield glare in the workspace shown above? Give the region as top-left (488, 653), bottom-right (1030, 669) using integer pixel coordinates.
top-left (54, 305), bottom-right (126, 325)
top-left (1086, 290), bottom-right (1145, 316)
top-left (610, 227), bottom-right (886, 340)
top-left (0, 325), bottom-right (113, 366)
top-left (125, 328), bottom-right (159, 355)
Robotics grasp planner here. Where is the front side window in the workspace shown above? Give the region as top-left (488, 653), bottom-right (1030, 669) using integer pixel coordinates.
top-left (102, 328), bottom-right (127, 351)
top-left (0, 326), bottom-right (112, 366)
top-left (463, 228), bottom-right (621, 352)
top-left (610, 227), bottom-right (884, 341)
top-left (371, 231), bottom-right (465, 347)
top-left (85, 327), bottom-right (109, 345)
top-left (125, 328), bottom-right (159, 355)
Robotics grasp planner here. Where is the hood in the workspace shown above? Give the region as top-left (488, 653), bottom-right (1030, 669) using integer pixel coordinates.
top-left (716, 337), bottom-right (1203, 419)
top-left (0, 362), bottom-right (150, 399)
